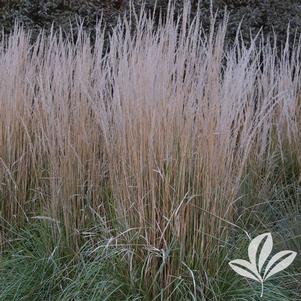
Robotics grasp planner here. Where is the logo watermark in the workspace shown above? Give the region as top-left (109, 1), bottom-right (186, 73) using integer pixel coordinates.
top-left (229, 232), bottom-right (297, 297)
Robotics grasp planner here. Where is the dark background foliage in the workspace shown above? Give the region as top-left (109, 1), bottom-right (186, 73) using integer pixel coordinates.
top-left (0, 0), bottom-right (301, 45)
top-left (0, 0), bottom-right (301, 47)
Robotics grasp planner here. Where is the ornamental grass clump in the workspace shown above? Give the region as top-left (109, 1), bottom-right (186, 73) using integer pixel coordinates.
top-left (0, 2), bottom-right (300, 299)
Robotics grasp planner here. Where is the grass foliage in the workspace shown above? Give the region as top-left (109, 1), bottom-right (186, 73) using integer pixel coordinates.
top-left (0, 2), bottom-right (300, 300)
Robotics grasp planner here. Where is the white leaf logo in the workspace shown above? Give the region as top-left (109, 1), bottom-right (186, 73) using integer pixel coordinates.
top-left (229, 232), bottom-right (297, 297)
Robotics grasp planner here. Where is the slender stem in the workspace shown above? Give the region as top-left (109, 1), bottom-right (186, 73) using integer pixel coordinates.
top-left (260, 281), bottom-right (264, 298)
